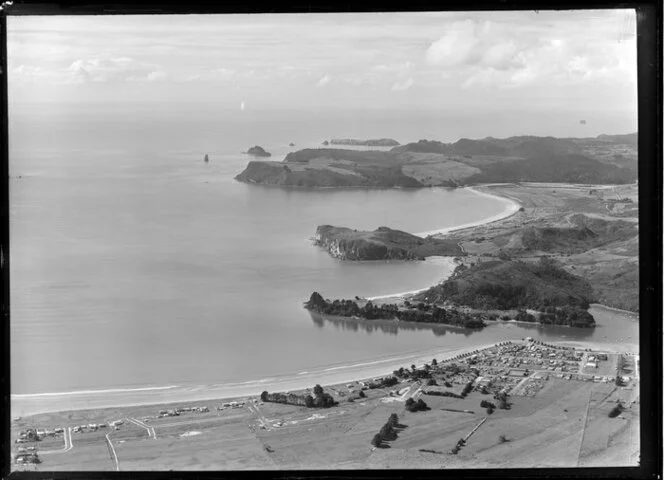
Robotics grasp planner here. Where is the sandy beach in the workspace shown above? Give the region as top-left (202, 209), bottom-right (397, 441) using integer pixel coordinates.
top-left (415, 186), bottom-right (521, 237)
top-left (12, 342), bottom-right (499, 419)
top-left (366, 256), bottom-right (457, 301)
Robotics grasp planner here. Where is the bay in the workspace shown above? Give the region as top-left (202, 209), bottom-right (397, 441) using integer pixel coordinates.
top-left (9, 106), bottom-right (638, 399)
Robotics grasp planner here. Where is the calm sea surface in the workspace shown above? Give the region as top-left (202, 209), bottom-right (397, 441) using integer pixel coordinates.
top-left (9, 105), bottom-right (638, 395)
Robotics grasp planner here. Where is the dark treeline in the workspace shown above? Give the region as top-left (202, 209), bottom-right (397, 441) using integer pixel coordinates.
top-left (531, 306), bottom-right (595, 328)
top-left (366, 376), bottom-right (399, 389)
top-left (423, 390), bottom-right (463, 399)
top-left (304, 292), bottom-right (486, 329)
top-left (371, 413), bottom-right (402, 448)
top-left (405, 397), bottom-right (429, 412)
top-left (260, 384), bottom-right (336, 409)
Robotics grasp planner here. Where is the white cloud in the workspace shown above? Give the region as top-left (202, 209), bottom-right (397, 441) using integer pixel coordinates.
top-left (316, 74), bottom-right (330, 87)
top-left (425, 20), bottom-right (480, 67)
top-left (180, 68), bottom-right (235, 82)
top-left (65, 57), bottom-right (167, 84)
top-left (372, 61), bottom-right (415, 77)
top-left (482, 42), bottom-right (523, 70)
top-left (391, 77), bottom-right (414, 91)
top-left (10, 64), bottom-right (58, 82)
top-left (145, 71), bottom-right (168, 82)
top-left (427, 17), bottom-right (636, 90)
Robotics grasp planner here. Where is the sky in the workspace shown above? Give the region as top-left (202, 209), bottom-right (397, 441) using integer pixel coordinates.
top-left (8, 10), bottom-right (637, 116)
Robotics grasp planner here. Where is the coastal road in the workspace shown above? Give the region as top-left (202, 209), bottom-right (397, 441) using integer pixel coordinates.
top-left (151, 413), bottom-right (246, 431)
top-left (65, 427), bottom-right (73, 452)
top-left (105, 431), bottom-right (120, 471)
top-left (40, 427), bottom-right (73, 455)
top-left (127, 418), bottom-right (156, 439)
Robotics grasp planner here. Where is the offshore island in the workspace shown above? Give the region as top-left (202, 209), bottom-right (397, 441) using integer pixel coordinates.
top-left (12, 133), bottom-right (639, 471)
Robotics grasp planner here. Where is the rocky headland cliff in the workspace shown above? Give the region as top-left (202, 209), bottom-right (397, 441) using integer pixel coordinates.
top-left (314, 225), bottom-right (462, 261)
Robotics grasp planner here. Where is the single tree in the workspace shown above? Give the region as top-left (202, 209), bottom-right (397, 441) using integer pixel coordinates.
top-left (388, 413), bottom-right (399, 427)
top-left (313, 384), bottom-right (324, 397)
top-left (371, 433), bottom-right (382, 448)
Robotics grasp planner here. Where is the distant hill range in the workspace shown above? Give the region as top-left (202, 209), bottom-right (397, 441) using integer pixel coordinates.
top-left (329, 138), bottom-right (400, 147)
top-left (235, 133), bottom-right (637, 187)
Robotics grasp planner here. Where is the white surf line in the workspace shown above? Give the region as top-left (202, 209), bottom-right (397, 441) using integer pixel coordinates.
top-left (12, 385), bottom-right (180, 398)
top-left (105, 432), bottom-right (120, 472)
top-left (126, 418), bottom-right (155, 439)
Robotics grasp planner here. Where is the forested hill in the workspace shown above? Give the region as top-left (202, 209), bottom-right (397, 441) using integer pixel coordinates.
top-left (413, 257), bottom-right (595, 311)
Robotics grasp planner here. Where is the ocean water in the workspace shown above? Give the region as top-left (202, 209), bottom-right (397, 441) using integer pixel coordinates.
top-left (9, 104), bottom-right (638, 398)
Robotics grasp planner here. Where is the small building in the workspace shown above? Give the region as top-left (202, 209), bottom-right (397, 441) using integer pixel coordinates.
top-left (585, 362), bottom-right (597, 369)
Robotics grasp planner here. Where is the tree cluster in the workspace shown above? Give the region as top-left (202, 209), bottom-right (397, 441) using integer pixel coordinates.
top-left (535, 305), bottom-right (595, 328)
top-left (305, 292), bottom-right (486, 329)
top-left (405, 397), bottom-right (429, 412)
top-left (371, 413), bottom-right (401, 448)
top-left (608, 403), bottom-right (624, 418)
top-left (422, 390), bottom-right (463, 399)
top-left (494, 391), bottom-right (511, 410)
top-left (367, 376), bottom-right (399, 389)
top-left (393, 366), bottom-right (432, 381)
top-left (260, 384), bottom-right (336, 409)
top-left (480, 399), bottom-right (496, 414)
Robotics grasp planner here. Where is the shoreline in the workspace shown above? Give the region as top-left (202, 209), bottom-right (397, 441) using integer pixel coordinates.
top-left (11, 337), bottom-right (632, 421)
top-left (366, 256), bottom-right (457, 301)
top-left (415, 186), bottom-right (521, 237)
top-left (11, 183), bottom-right (636, 419)
top-left (11, 343), bottom-right (495, 419)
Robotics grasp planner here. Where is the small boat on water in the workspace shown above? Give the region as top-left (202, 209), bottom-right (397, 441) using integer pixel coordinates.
top-left (204, 154), bottom-right (209, 163)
